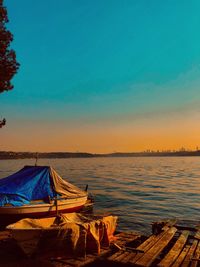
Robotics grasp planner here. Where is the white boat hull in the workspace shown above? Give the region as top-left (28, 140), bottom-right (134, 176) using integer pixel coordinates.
top-left (0, 196), bottom-right (88, 227)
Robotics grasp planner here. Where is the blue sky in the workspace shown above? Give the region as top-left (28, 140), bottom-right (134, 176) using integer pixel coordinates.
top-left (1, 0), bottom-right (200, 152)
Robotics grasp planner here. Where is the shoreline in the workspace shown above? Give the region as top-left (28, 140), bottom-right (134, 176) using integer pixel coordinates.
top-left (1, 150), bottom-right (200, 160)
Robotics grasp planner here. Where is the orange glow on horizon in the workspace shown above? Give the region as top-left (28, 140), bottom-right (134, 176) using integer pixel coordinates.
top-left (1, 111), bottom-right (200, 153)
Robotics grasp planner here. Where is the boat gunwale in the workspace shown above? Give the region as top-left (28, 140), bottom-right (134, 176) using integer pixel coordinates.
top-left (6, 225), bottom-right (61, 230)
top-left (0, 195), bottom-right (87, 210)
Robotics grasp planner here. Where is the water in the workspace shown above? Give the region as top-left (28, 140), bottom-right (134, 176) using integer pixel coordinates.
top-left (0, 157), bottom-right (200, 234)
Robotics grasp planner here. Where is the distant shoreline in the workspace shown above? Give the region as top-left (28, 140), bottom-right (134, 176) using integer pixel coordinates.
top-left (1, 151), bottom-right (200, 159)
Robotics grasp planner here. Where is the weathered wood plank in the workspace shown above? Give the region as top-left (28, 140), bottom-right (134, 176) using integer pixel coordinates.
top-left (108, 247), bottom-right (142, 262)
top-left (194, 231), bottom-right (200, 240)
top-left (138, 230), bottom-right (167, 251)
top-left (108, 250), bottom-right (124, 261)
top-left (158, 230), bottom-right (189, 267)
top-left (114, 251), bottom-right (132, 262)
top-left (191, 241), bottom-right (200, 267)
top-left (120, 230), bottom-right (166, 265)
top-left (181, 239), bottom-right (198, 267)
top-left (134, 227), bottom-right (177, 267)
top-left (108, 234), bottom-right (149, 264)
top-left (111, 247), bottom-right (144, 263)
top-left (120, 251), bottom-right (137, 264)
top-left (107, 232), bottom-right (141, 262)
top-left (137, 235), bottom-right (159, 250)
top-left (171, 245), bottom-right (190, 267)
top-left (117, 229), bottom-right (166, 266)
top-left (122, 227), bottom-right (172, 265)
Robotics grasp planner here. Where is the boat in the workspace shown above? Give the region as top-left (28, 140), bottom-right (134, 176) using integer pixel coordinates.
top-left (0, 165), bottom-right (88, 226)
top-left (6, 213), bottom-right (118, 257)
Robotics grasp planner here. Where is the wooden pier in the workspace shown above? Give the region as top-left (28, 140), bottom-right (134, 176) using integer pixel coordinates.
top-left (1, 220), bottom-right (200, 266)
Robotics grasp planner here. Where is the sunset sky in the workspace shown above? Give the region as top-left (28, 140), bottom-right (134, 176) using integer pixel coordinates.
top-left (1, 0), bottom-right (200, 153)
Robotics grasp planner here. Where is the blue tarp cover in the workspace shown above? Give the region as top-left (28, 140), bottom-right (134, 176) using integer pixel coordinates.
top-left (0, 166), bottom-right (56, 206)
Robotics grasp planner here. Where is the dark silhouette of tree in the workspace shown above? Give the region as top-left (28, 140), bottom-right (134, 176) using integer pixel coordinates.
top-left (0, 0), bottom-right (20, 127)
top-left (0, 118), bottom-right (6, 128)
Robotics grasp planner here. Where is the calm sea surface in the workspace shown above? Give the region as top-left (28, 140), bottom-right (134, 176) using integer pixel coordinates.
top-left (0, 157), bottom-right (200, 234)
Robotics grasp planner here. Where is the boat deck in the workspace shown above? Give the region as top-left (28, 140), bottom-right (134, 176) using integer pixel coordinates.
top-left (1, 220), bottom-right (200, 267)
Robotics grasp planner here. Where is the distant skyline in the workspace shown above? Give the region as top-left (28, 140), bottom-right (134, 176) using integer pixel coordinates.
top-left (1, 0), bottom-right (200, 153)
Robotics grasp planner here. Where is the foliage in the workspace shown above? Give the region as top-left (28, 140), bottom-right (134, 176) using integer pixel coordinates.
top-left (0, 118), bottom-right (5, 128)
top-left (0, 0), bottom-right (19, 93)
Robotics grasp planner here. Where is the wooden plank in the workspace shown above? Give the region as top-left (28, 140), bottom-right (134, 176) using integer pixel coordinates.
top-left (114, 251), bottom-right (132, 262)
top-left (120, 251), bottom-right (137, 264)
top-left (171, 245), bottom-right (190, 267)
top-left (191, 241), bottom-right (200, 267)
top-left (138, 235), bottom-right (159, 250)
top-left (181, 239), bottom-right (198, 267)
top-left (108, 235), bottom-right (146, 263)
top-left (138, 230), bottom-right (167, 251)
top-left (158, 230), bottom-right (189, 267)
top-left (134, 227), bottom-right (177, 267)
top-left (108, 232), bottom-right (141, 262)
top-left (120, 229), bottom-right (168, 266)
top-left (194, 231), bottom-right (200, 240)
top-left (109, 227), bottom-right (174, 266)
top-left (108, 250), bottom-right (124, 261)
top-left (123, 228), bottom-right (171, 265)
top-left (108, 247), bottom-right (142, 262)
